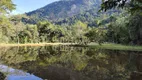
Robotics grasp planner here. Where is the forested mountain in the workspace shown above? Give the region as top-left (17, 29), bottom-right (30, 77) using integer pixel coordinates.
top-left (23, 0), bottom-right (102, 23)
top-left (55, 7), bottom-right (121, 26)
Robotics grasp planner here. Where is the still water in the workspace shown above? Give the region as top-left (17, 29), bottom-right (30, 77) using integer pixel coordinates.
top-left (0, 46), bottom-right (141, 80)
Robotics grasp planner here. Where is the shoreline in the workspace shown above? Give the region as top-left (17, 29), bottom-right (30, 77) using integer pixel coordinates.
top-left (0, 43), bottom-right (75, 47)
top-left (0, 43), bottom-right (142, 51)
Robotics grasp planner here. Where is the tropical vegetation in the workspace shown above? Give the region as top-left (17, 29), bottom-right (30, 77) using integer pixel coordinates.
top-left (0, 0), bottom-right (142, 46)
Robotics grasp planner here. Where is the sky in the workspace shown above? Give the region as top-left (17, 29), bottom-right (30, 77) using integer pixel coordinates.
top-left (12, 0), bottom-right (59, 14)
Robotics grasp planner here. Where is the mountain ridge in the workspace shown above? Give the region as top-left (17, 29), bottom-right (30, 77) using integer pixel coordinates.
top-left (24, 0), bottom-right (102, 23)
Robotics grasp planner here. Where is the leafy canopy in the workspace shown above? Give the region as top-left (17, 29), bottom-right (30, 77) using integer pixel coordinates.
top-left (101, 0), bottom-right (142, 12)
top-left (0, 0), bottom-right (15, 13)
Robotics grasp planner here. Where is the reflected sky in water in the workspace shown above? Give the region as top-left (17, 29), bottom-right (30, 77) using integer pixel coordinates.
top-left (0, 64), bottom-right (42, 80)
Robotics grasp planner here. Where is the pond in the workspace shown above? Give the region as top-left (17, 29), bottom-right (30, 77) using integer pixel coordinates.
top-left (0, 46), bottom-right (141, 80)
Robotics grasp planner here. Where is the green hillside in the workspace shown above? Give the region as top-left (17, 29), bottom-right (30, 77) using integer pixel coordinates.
top-left (24, 0), bottom-right (101, 23)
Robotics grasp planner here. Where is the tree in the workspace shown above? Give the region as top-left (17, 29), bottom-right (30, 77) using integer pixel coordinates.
top-left (18, 30), bottom-right (32, 43)
top-left (100, 0), bottom-right (142, 13)
top-left (73, 21), bottom-right (88, 44)
top-left (128, 12), bottom-right (142, 44)
top-left (101, 0), bottom-right (142, 45)
top-left (37, 21), bottom-right (52, 42)
top-left (0, 0), bottom-right (15, 14)
top-left (0, 0), bottom-right (15, 43)
top-left (37, 21), bottom-right (63, 42)
top-left (106, 16), bottom-right (130, 44)
top-left (85, 27), bottom-right (107, 44)
top-left (0, 15), bottom-right (13, 43)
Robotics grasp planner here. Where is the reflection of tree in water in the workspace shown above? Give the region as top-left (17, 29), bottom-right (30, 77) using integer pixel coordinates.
top-left (130, 53), bottom-right (142, 80)
top-left (85, 50), bottom-right (130, 80)
top-left (0, 46), bottom-right (141, 80)
top-left (0, 72), bottom-right (6, 80)
top-left (0, 47), bottom-right (39, 64)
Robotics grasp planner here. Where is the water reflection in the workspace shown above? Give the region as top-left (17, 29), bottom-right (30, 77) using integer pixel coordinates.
top-left (0, 64), bottom-right (42, 80)
top-left (0, 46), bottom-right (141, 80)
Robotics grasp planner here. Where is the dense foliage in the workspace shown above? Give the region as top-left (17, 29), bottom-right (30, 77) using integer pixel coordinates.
top-left (0, 0), bottom-right (142, 45)
top-left (101, 0), bottom-right (142, 12)
top-left (0, 0), bottom-right (15, 13)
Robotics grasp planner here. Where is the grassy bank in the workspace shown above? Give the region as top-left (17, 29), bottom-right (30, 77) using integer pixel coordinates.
top-left (0, 43), bottom-right (75, 47)
top-left (88, 43), bottom-right (142, 51)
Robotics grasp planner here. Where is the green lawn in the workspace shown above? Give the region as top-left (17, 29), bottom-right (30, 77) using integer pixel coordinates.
top-left (88, 43), bottom-right (142, 51)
